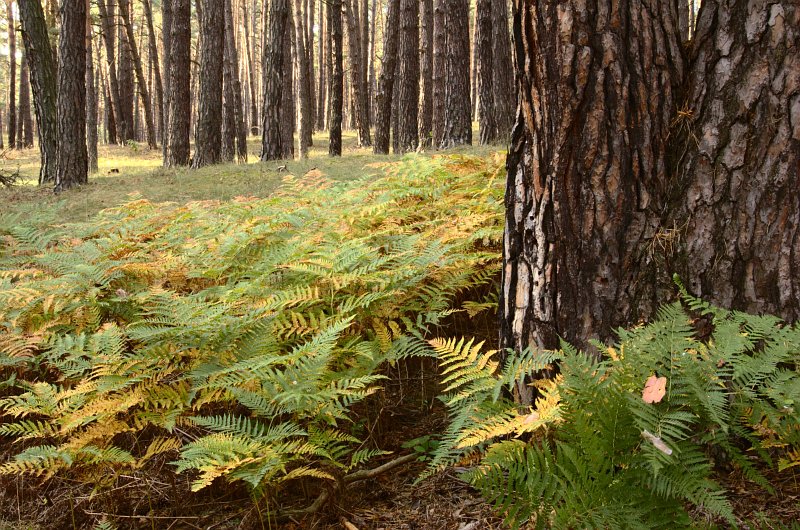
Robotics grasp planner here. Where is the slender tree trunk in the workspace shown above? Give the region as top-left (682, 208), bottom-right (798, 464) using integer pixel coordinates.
top-left (372, 0), bottom-right (399, 154)
top-left (293, 0), bottom-right (312, 157)
top-left (243, 0), bottom-right (259, 135)
top-left (441, 0), bottom-right (471, 148)
top-left (316, 3), bottom-right (326, 131)
top-left (394, 0), bottom-right (418, 153)
top-left (118, 0), bottom-right (157, 149)
top-left (86, 4), bottom-right (99, 173)
top-left (280, 13), bottom-right (295, 158)
top-left (307, 0), bottom-right (316, 133)
top-left (192, 0), bottom-right (224, 167)
top-left (260, 0), bottom-right (289, 161)
top-left (18, 51), bottom-right (35, 148)
top-left (470, 4), bottom-right (478, 121)
top-left (223, 0), bottom-right (247, 162)
top-left (97, 0), bottom-right (126, 143)
top-left (7, 1), bottom-right (17, 149)
top-left (476, 0), bottom-right (495, 144)
top-left (162, 0), bottom-right (172, 162)
top-left (344, 0), bottom-right (370, 146)
top-left (367, 0), bottom-right (377, 123)
top-left (431, 0), bottom-right (446, 148)
top-left (55, 0), bottom-right (88, 191)
top-left (167, 0), bottom-right (190, 166)
top-left (418, 0), bottom-right (433, 149)
top-left (492, 0), bottom-right (514, 142)
top-left (116, 1), bottom-right (135, 141)
top-left (143, 0), bottom-right (164, 147)
top-left (222, 0), bottom-right (237, 162)
top-left (18, 0), bottom-right (58, 184)
top-left (360, 0), bottom-right (369, 131)
top-left (328, 0), bottom-right (343, 156)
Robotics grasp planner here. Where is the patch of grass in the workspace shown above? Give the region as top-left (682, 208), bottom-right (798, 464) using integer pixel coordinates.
top-left (1, 128), bottom-right (499, 224)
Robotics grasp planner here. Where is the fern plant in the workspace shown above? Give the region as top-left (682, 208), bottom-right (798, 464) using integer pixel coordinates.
top-left (430, 301), bottom-right (799, 529)
top-left (0, 154), bottom-right (505, 510)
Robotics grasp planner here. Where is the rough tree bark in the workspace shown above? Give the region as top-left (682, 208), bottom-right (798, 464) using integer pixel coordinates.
top-left (223, 0), bottom-right (247, 162)
top-left (440, 0), bottom-right (471, 148)
top-left (329, 0), bottom-right (343, 156)
top-left (118, 0), bottom-right (157, 149)
top-left (167, 0), bottom-right (190, 166)
top-left (394, 0), bottom-right (419, 153)
top-left (500, 0), bottom-right (799, 405)
top-left (55, 0), bottom-right (88, 192)
top-left (192, 0), bottom-right (224, 168)
top-left (476, 0), bottom-right (496, 144)
top-left (18, 0), bottom-right (58, 184)
top-left (242, 0), bottom-right (259, 135)
top-left (260, 0), bottom-right (289, 161)
top-left (431, 0), bottom-right (446, 149)
top-left (97, 0), bottom-right (127, 144)
top-left (116, 0), bottom-right (135, 141)
top-left (316, 3), bottom-right (326, 131)
top-left (372, 0), bottom-right (399, 154)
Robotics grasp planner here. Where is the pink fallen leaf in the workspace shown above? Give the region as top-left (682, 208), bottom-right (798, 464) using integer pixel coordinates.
top-left (642, 375), bottom-right (667, 404)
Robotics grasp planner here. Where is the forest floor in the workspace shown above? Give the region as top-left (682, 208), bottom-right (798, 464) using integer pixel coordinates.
top-left (1, 134), bottom-right (798, 529)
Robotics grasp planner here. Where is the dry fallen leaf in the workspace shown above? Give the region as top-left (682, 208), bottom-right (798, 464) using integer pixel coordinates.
top-left (642, 375), bottom-right (667, 404)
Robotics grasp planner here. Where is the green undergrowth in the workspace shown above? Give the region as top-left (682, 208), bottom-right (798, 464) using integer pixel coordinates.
top-left (427, 296), bottom-right (800, 529)
top-left (0, 154), bottom-right (505, 510)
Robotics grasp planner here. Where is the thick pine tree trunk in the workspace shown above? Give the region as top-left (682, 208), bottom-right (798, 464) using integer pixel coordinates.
top-left (372, 0), bottom-right (399, 154)
top-left (441, 0), bottom-right (471, 148)
top-left (394, 0), bottom-right (419, 153)
top-left (167, 0), bottom-right (191, 166)
top-left (18, 0), bottom-right (58, 184)
top-left (260, 0), bottom-right (289, 161)
top-left (7, 1), bottom-right (17, 149)
top-left (672, 1), bottom-right (800, 321)
top-left (316, 3), bottom-right (326, 131)
top-left (119, 0), bottom-right (157, 149)
top-left (55, 0), bottom-right (88, 192)
top-left (328, 0), bottom-right (344, 156)
top-left (501, 0), bottom-right (799, 405)
top-left (476, 0), bottom-right (496, 144)
top-left (418, 0), bottom-right (434, 149)
top-left (193, 0), bottom-right (224, 168)
top-left (280, 6), bottom-right (295, 159)
top-left (492, 0), bottom-right (514, 142)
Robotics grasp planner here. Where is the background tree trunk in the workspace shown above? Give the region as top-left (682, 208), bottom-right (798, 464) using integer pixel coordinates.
top-left (316, 3), bottom-right (326, 131)
top-left (167, 0), bottom-right (190, 166)
top-left (260, 0), bottom-right (289, 161)
top-left (143, 0), bottom-right (164, 147)
top-left (55, 0), bottom-right (88, 192)
top-left (492, 0), bottom-right (514, 142)
top-left (294, 0), bottom-right (312, 157)
top-left (162, 0), bottom-right (172, 162)
top-left (7, 1), bottom-right (17, 149)
top-left (18, 50), bottom-right (34, 148)
top-left (476, 0), bottom-right (495, 144)
top-left (441, 0), bottom-right (470, 148)
top-left (344, 0), bottom-right (370, 147)
top-left (116, 1), bottom-right (135, 142)
top-left (18, 0), bottom-right (58, 184)
top-left (222, 0), bottom-right (238, 162)
top-left (118, 0), bottom-right (157, 149)
top-left (192, 0), bottom-right (224, 168)
top-left (372, 0), bottom-right (399, 154)
top-left (328, 0), bottom-right (343, 156)
top-left (280, 8), bottom-right (295, 158)
top-left (394, 0), bottom-right (418, 153)
top-left (431, 0), bottom-right (445, 149)
top-left (97, 0), bottom-right (126, 144)
top-left (86, 5), bottom-right (98, 173)
top-left (418, 0), bottom-right (433, 149)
